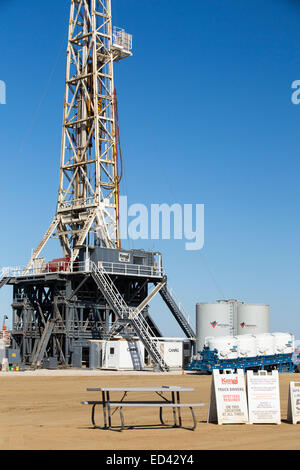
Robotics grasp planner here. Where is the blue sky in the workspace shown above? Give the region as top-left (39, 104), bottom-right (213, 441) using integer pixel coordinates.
top-left (0, 0), bottom-right (300, 338)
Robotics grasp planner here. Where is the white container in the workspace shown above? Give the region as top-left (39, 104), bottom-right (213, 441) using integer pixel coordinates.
top-left (272, 332), bottom-right (294, 355)
top-left (159, 341), bottom-right (183, 368)
top-left (254, 333), bottom-right (275, 356)
top-left (101, 340), bottom-right (145, 370)
top-left (236, 334), bottom-right (257, 358)
top-left (207, 336), bottom-right (238, 360)
top-left (237, 304), bottom-right (269, 335)
top-left (196, 303), bottom-right (232, 352)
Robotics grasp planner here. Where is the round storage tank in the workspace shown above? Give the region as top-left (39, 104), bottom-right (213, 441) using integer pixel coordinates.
top-left (237, 304), bottom-right (269, 336)
top-left (196, 303), bottom-right (232, 352)
top-left (236, 334), bottom-right (257, 358)
top-left (255, 333), bottom-right (275, 356)
top-left (207, 336), bottom-right (238, 360)
top-left (272, 332), bottom-right (294, 355)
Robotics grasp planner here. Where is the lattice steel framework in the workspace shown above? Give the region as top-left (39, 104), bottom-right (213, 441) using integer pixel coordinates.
top-left (24, 0), bottom-right (132, 273)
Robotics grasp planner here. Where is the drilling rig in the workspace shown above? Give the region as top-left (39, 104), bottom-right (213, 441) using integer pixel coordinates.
top-left (0, 0), bottom-right (195, 371)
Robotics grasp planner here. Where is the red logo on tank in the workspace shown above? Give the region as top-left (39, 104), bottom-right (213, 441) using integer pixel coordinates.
top-left (210, 321), bottom-right (218, 328)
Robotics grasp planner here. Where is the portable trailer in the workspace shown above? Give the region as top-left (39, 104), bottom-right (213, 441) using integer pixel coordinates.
top-left (187, 347), bottom-right (295, 373)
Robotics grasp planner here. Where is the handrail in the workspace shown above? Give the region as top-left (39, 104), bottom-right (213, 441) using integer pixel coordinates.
top-left (90, 261), bottom-right (168, 371)
top-left (1, 260), bottom-right (164, 279)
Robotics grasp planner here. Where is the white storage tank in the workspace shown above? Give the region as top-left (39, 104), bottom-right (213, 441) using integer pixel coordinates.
top-left (196, 302), bottom-right (232, 352)
top-left (272, 332), bottom-right (294, 355)
top-left (237, 304), bottom-right (269, 336)
top-left (206, 336), bottom-right (238, 360)
top-left (235, 334), bottom-right (257, 358)
top-left (254, 333), bottom-right (275, 356)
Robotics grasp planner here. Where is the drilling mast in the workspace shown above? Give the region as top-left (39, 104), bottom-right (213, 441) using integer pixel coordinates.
top-left (24, 0), bottom-right (132, 273)
top-left (0, 0), bottom-right (195, 371)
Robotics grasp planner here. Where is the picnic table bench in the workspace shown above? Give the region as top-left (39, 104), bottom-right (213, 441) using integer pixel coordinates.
top-left (81, 386), bottom-right (204, 431)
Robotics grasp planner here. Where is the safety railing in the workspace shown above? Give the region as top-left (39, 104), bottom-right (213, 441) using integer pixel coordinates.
top-left (0, 259), bottom-right (165, 279)
top-left (112, 27), bottom-right (132, 53)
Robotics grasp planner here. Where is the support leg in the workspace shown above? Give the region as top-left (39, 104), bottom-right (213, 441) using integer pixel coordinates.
top-left (171, 392), bottom-right (177, 427)
top-left (159, 406), bottom-right (166, 426)
top-left (91, 403), bottom-right (106, 429)
top-left (102, 391), bottom-right (108, 429)
top-left (189, 407), bottom-right (197, 431)
top-left (176, 391), bottom-right (182, 427)
top-left (119, 407), bottom-right (125, 431)
top-left (107, 392), bottom-right (112, 428)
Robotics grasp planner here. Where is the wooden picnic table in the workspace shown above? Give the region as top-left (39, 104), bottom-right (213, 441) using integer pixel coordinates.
top-left (81, 386), bottom-right (204, 431)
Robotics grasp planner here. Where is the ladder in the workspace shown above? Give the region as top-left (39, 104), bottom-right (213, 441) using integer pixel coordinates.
top-left (90, 261), bottom-right (131, 318)
top-left (130, 313), bottom-right (169, 371)
top-left (159, 284), bottom-right (195, 339)
top-left (127, 340), bottom-right (143, 370)
top-left (90, 261), bottom-right (169, 371)
top-left (31, 319), bottom-right (56, 369)
top-left (23, 218), bottom-right (59, 275)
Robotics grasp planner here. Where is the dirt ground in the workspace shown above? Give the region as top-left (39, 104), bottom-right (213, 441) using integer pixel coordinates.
top-left (0, 369), bottom-right (300, 450)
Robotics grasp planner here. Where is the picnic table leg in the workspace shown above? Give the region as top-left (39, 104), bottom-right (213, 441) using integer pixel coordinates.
top-left (91, 402), bottom-right (106, 429)
top-left (107, 392), bottom-right (112, 429)
top-left (189, 407), bottom-right (197, 431)
top-left (171, 392), bottom-right (178, 427)
top-left (119, 407), bottom-right (125, 431)
top-left (91, 403), bottom-right (97, 427)
top-left (159, 406), bottom-right (167, 426)
top-left (102, 391), bottom-right (108, 429)
top-left (176, 391), bottom-right (182, 427)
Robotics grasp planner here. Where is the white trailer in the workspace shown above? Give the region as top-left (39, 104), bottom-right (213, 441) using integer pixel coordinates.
top-left (158, 341), bottom-right (183, 368)
top-left (101, 339), bottom-right (144, 370)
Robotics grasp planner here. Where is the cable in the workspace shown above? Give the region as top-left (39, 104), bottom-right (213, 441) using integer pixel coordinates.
top-left (199, 251), bottom-right (226, 299)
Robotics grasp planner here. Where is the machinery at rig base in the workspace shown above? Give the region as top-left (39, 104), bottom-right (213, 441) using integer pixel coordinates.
top-left (188, 347), bottom-right (296, 374)
top-left (188, 331), bottom-right (298, 374)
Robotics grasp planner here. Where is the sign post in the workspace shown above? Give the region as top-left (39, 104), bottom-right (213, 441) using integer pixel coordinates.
top-left (247, 370), bottom-right (281, 425)
top-left (208, 369), bottom-right (248, 424)
top-left (287, 382), bottom-right (300, 424)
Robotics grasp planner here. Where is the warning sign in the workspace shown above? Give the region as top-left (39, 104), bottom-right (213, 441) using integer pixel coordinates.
top-left (247, 370), bottom-right (281, 425)
top-left (287, 382), bottom-right (300, 424)
top-left (208, 369), bottom-right (248, 424)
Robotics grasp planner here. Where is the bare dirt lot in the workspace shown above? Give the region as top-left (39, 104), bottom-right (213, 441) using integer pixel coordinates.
top-left (0, 370), bottom-right (300, 450)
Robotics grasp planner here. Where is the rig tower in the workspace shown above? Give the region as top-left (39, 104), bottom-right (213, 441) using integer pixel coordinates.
top-left (24, 0), bottom-right (129, 272)
top-left (0, 0), bottom-right (195, 371)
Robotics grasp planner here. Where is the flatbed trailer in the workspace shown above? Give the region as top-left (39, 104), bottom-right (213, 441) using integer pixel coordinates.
top-left (187, 348), bottom-right (295, 373)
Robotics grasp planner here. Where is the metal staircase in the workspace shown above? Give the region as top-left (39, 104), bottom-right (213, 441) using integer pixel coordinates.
top-left (90, 261), bottom-right (132, 318)
top-left (90, 261), bottom-right (169, 371)
top-left (159, 284), bottom-right (195, 339)
top-left (127, 340), bottom-right (144, 370)
top-left (130, 312), bottom-right (169, 371)
top-left (107, 280), bottom-right (166, 339)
